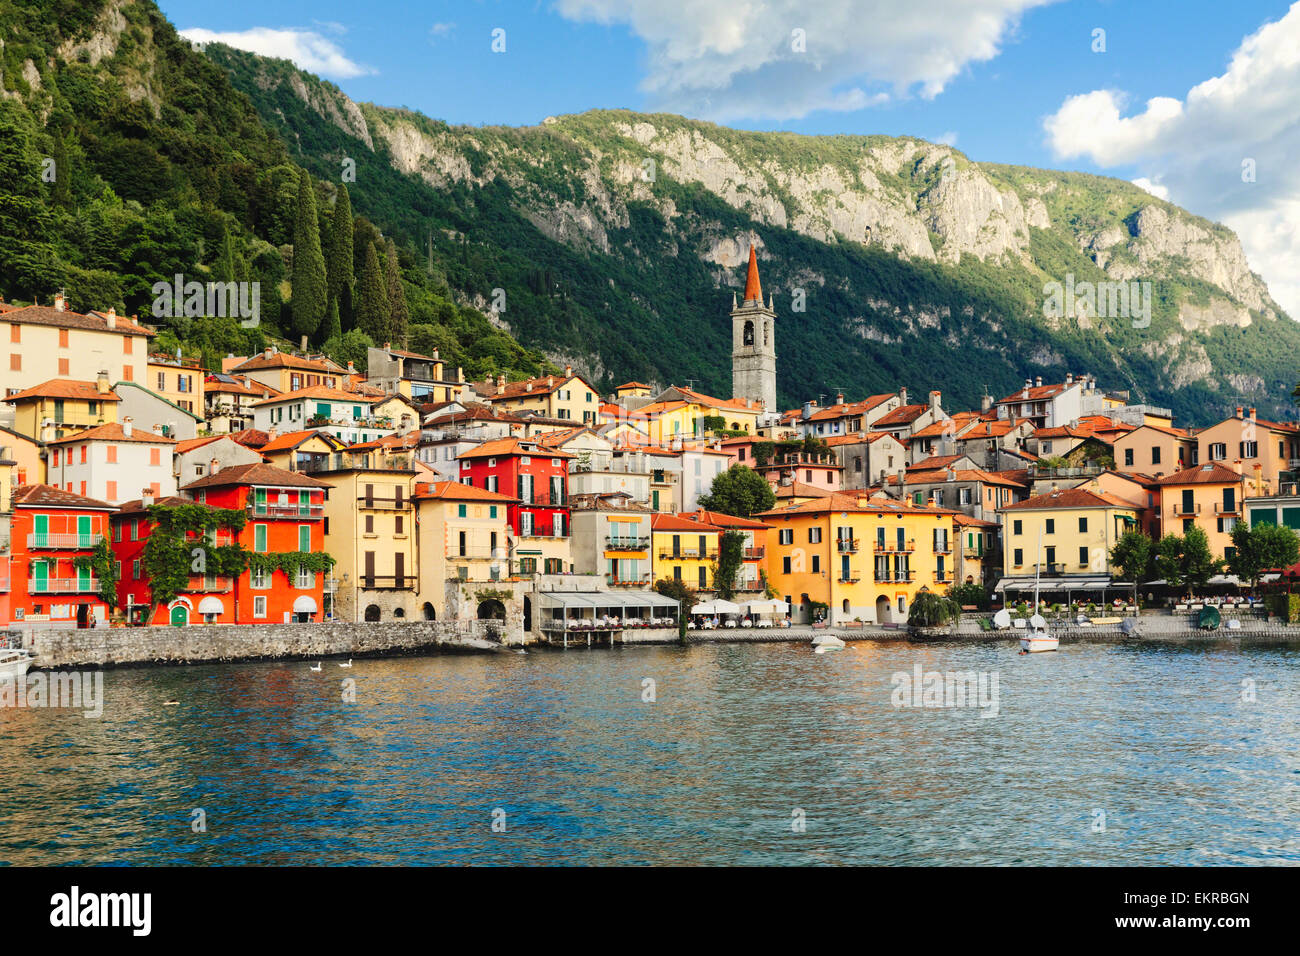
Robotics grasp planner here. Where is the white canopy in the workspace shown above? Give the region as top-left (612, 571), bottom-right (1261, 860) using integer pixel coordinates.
top-left (695, 599), bottom-right (742, 615)
top-left (292, 595), bottom-right (319, 613)
top-left (197, 596), bottom-right (224, 615)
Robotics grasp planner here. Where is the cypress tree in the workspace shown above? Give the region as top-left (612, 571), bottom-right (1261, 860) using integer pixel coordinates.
top-left (321, 295), bottom-right (342, 343)
top-left (383, 238), bottom-right (410, 348)
top-left (356, 241), bottom-right (390, 343)
top-left (326, 184), bottom-right (354, 322)
top-left (290, 168), bottom-right (328, 342)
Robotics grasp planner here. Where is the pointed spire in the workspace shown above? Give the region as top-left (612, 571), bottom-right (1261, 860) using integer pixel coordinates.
top-left (743, 245), bottom-right (762, 305)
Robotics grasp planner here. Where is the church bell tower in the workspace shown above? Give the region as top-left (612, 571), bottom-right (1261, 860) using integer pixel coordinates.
top-left (731, 246), bottom-right (777, 412)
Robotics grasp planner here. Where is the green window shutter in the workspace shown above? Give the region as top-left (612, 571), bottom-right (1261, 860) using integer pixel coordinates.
top-left (1283, 508), bottom-right (1300, 531)
top-left (458, 504), bottom-right (467, 518)
top-left (1250, 507), bottom-right (1277, 527)
top-left (77, 515), bottom-right (91, 546)
top-left (34, 514), bottom-right (48, 546)
top-left (490, 506), bottom-right (497, 519)
top-left (255, 524), bottom-right (267, 552)
top-left (299, 525), bottom-right (310, 552)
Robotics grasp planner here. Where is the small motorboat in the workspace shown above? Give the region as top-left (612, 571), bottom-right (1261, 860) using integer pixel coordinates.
top-left (0, 647), bottom-right (37, 680)
top-left (1019, 614), bottom-right (1058, 653)
top-left (812, 634), bottom-right (846, 654)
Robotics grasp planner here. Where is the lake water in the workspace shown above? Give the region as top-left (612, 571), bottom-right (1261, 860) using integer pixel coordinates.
top-left (2, 640), bottom-right (1298, 865)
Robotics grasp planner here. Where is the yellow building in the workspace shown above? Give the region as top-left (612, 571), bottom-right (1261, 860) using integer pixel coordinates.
top-left (1155, 461), bottom-right (1266, 560)
top-left (627, 391), bottom-right (764, 445)
top-left (1, 297), bottom-right (154, 394)
top-left (953, 514), bottom-right (998, 586)
top-left (225, 348), bottom-right (347, 393)
top-left (757, 492), bottom-right (958, 625)
top-left (0, 424), bottom-right (44, 488)
top-left (312, 450), bottom-right (419, 623)
top-left (258, 429), bottom-right (348, 472)
top-left (6, 377), bottom-right (121, 441)
top-left (998, 486), bottom-right (1139, 593)
top-left (146, 356), bottom-right (206, 417)
top-left (652, 513), bottom-right (720, 590)
top-left (413, 480), bottom-right (514, 619)
top-left (476, 366), bottom-right (601, 425)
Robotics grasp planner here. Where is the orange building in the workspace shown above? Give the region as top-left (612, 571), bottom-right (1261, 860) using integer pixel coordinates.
top-left (0, 485), bottom-right (115, 628)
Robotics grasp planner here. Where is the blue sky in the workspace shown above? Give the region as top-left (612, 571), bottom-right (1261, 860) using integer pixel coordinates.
top-left (166, 0), bottom-right (1300, 313)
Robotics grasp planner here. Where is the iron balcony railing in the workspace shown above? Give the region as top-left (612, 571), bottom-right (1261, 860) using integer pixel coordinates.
top-left (356, 496), bottom-right (411, 511)
top-left (1214, 502), bottom-right (1239, 515)
top-left (657, 548), bottom-right (719, 560)
top-left (606, 535), bottom-right (650, 550)
top-left (836, 538), bottom-right (859, 553)
top-left (873, 539), bottom-right (915, 552)
top-left (1173, 503), bottom-right (1201, 516)
top-left (249, 502), bottom-right (325, 519)
top-left (31, 577), bottom-right (99, 594)
top-left (27, 533), bottom-right (100, 549)
top-left (606, 573), bottom-right (651, 587)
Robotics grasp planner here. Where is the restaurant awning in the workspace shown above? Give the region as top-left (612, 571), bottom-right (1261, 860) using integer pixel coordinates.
top-left (539, 591), bottom-right (679, 612)
top-left (292, 595), bottom-right (318, 613)
top-left (197, 596), bottom-right (224, 615)
top-left (996, 575), bottom-right (1113, 592)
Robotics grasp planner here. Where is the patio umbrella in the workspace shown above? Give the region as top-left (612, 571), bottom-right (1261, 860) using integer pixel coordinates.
top-left (742, 599), bottom-right (789, 614)
top-left (695, 599), bottom-right (742, 615)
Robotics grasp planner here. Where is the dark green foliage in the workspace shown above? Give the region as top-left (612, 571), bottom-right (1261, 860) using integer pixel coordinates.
top-left (710, 530), bottom-right (746, 600)
top-left (697, 464), bottom-right (777, 517)
top-left (321, 329), bottom-right (375, 373)
top-left (290, 169), bottom-right (327, 341)
top-left (1228, 522), bottom-right (1300, 589)
top-left (355, 241), bottom-right (389, 343)
top-left (325, 183), bottom-right (354, 317)
top-left (246, 551), bottom-right (335, 576)
top-left (72, 536), bottom-right (120, 607)
top-left (383, 238), bottom-right (410, 347)
top-left (908, 591), bottom-right (961, 628)
top-left (1110, 529), bottom-right (1156, 584)
top-left (653, 577), bottom-right (696, 644)
top-left (141, 504), bottom-right (248, 611)
top-left (1155, 526), bottom-right (1221, 596)
top-left (947, 581), bottom-right (991, 610)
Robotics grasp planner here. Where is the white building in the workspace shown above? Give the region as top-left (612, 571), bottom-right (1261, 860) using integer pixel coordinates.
top-left (993, 374), bottom-right (1104, 429)
top-left (44, 418), bottom-right (177, 505)
top-left (250, 386), bottom-right (416, 446)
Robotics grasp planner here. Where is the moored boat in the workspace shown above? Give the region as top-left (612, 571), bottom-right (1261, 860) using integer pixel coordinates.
top-left (0, 647), bottom-right (36, 680)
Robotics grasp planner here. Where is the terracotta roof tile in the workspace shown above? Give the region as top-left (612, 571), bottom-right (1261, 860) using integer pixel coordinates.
top-left (12, 483), bottom-right (114, 510)
top-left (6, 379), bottom-right (121, 403)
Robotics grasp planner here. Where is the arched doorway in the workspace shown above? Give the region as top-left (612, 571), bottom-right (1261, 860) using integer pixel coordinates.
top-left (477, 599), bottom-right (506, 620)
top-left (393, 607), bottom-right (405, 619)
top-left (169, 603), bottom-right (190, 627)
top-left (875, 595), bottom-right (891, 624)
top-left (842, 598), bottom-right (851, 615)
top-left (422, 602), bottom-right (436, 621)
top-left (523, 596), bottom-right (532, 633)
top-left (364, 604), bottom-right (381, 622)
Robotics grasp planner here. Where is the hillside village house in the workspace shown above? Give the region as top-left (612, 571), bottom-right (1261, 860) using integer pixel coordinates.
top-left (1155, 461), bottom-right (1266, 559)
top-left (784, 392), bottom-right (902, 438)
top-left (0, 424), bottom-right (44, 488)
top-left (994, 374), bottom-right (1104, 429)
top-left (251, 387), bottom-right (416, 445)
top-left (458, 438), bottom-right (574, 576)
top-left (224, 348), bottom-right (346, 393)
top-left (46, 420), bottom-right (177, 505)
top-left (997, 486), bottom-right (1139, 598)
top-left (1195, 407), bottom-right (1300, 488)
top-left (651, 512), bottom-right (720, 592)
top-left (1, 296), bottom-right (154, 398)
top-left (570, 491), bottom-right (655, 588)
top-left (1113, 423), bottom-right (1199, 478)
top-left (473, 367), bottom-right (600, 424)
top-left (309, 450), bottom-right (420, 623)
top-left (113, 379), bottom-right (203, 441)
top-left (172, 435), bottom-right (264, 486)
top-left (1243, 486), bottom-right (1300, 533)
top-left (679, 509), bottom-right (770, 596)
top-left (825, 430), bottom-right (908, 487)
top-left (257, 429), bottom-right (348, 472)
top-left (146, 354), bottom-right (205, 416)
top-left (6, 376), bottom-right (120, 441)
top-left (203, 375), bottom-right (275, 434)
top-left (953, 513), bottom-right (999, 586)
top-left (367, 344), bottom-right (464, 403)
top-left (757, 492), bottom-right (959, 625)
top-left (413, 481), bottom-right (515, 620)
top-left (0, 484), bottom-right (115, 628)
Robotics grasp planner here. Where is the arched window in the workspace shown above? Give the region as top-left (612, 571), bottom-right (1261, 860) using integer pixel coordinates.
top-left (743, 320), bottom-right (754, 346)
top-left (364, 605), bottom-right (381, 622)
top-left (763, 321), bottom-right (770, 346)
top-left (422, 602), bottom-right (436, 621)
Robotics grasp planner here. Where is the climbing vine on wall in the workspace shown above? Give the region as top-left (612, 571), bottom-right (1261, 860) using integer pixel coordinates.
top-left (73, 536), bottom-right (119, 607)
top-left (140, 504), bottom-right (250, 610)
top-left (246, 551), bottom-right (335, 577)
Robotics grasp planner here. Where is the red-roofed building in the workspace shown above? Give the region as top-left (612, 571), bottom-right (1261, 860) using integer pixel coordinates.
top-left (45, 419), bottom-right (177, 505)
top-left (0, 485), bottom-right (115, 628)
top-left (1, 295), bottom-right (154, 396)
top-left (994, 374), bottom-right (1104, 429)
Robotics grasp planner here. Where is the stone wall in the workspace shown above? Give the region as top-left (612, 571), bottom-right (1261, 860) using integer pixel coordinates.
top-left (26, 619), bottom-right (506, 669)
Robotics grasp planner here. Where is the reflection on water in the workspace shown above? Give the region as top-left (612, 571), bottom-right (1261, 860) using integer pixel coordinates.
top-left (1, 640), bottom-right (1297, 865)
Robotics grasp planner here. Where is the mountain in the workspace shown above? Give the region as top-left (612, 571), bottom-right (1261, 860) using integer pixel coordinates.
top-left (0, 0), bottom-right (551, 381)
top-left (4, 0), bottom-right (1296, 424)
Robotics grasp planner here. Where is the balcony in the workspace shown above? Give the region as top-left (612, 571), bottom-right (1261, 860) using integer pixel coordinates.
top-left (516, 491), bottom-right (568, 507)
top-left (606, 535), bottom-right (650, 550)
top-left (1214, 502), bottom-right (1239, 515)
top-left (933, 540), bottom-right (952, 554)
top-left (836, 538), bottom-right (860, 553)
top-left (31, 577), bottom-right (99, 594)
top-left (182, 576), bottom-right (233, 592)
top-left (518, 526), bottom-right (569, 539)
top-left (358, 575), bottom-right (415, 591)
top-left (357, 496), bottom-right (411, 511)
top-left (1172, 503), bottom-right (1201, 517)
top-left (451, 546), bottom-right (505, 560)
top-left (606, 573), bottom-right (651, 587)
top-left (837, 574), bottom-right (862, 584)
top-left (657, 548), bottom-right (718, 560)
top-left (743, 547), bottom-right (765, 560)
top-left (249, 502), bottom-right (325, 519)
top-left (872, 539), bottom-right (915, 553)
top-left (27, 533), bottom-right (99, 550)
top-left (302, 453), bottom-right (415, 474)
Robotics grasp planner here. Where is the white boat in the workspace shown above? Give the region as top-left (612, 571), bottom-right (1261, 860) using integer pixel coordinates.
top-left (1020, 529), bottom-right (1059, 654)
top-left (812, 634), bottom-right (846, 653)
top-left (0, 647), bottom-right (36, 680)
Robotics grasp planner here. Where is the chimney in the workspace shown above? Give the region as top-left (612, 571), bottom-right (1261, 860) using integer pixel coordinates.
top-left (1248, 407), bottom-right (1257, 421)
top-left (1065, 373), bottom-right (1073, 384)
top-left (525, 382), bottom-right (533, 392)
top-left (1022, 381), bottom-right (1031, 399)
top-left (347, 361), bottom-right (356, 374)
top-left (122, 417), bottom-right (134, 438)
top-left (1236, 406), bottom-right (1244, 419)
top-left (565, 364), bottom-right (573, 377)
top-left (384, 341), bottom-right (391, 350)
top-left (1035, 376), bottom-right (1043, 388)
top-left (899, 387), bottom-right (908, 406)
top-left (96, 370), bottom-right (110, 394)
top-left (547, 376), bottom-right (554, 388)
top-left (457, 367), bottom-right (464, 384)
top-left (105, 307), bottom-right (116, 330)
top-left (151, 422), bottom-right (163, 435)
top-left (209, 457), bottom-right (219, 475)
top-left (1233, 458), bottom-right (1243, 476)
top-left (896, 467), bottom-right (905, 488)
top-left (981, 392), bottom-right (993, 413)
top-left (141, 487), bottom-right (154, 508)
top-left (496, 375), bottom-right (506, 396)
top-left (268, 427), bottom-right (278, 441)
top-left (264, 346), bottom-right (273, 360)
top-left (929, 390), bottom-right (940, 411)
top-left (836, 392), bottom-right (844, 405)
top-left (54, 291), bottom-right (66, 312)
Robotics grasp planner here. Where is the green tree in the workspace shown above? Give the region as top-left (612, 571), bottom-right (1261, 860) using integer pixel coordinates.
top-left (710, 530), bottom-right (746, 600)
top-left (321, 296), bottom-right (342, 343)
top-left (290, 169), bottom-right (328, 342)
top-left (1182, 525), bottom-right (1219, 593)
top-left (1110, 529), bottom-right (1156, 605)
top-left (1155, 534), bottom-right (1187, 595)
top-left (1227, 522), bottom-right (1300, 590)
top-left (948, 581), bottom-right (991, 610)
top-left (322, 329), bottom-right (376, 373)
top-left (908, 591), bottom-right (960, 628)
top-left (654, 577), bottom-right (697, 646)
top-left (355, 241), bottom-right (390, 342)
top-left (325, 184), bottom-right (354, 322)
top-left (384, 238), bottom-right (410, 347)
top-left (697, 464), bottom-right (776, 518)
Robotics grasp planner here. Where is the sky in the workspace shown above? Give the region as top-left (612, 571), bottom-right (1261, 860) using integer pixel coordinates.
top-left (164, 0), bottom-right (1300, 316)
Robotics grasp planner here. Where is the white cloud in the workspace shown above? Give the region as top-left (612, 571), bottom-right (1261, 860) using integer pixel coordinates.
top-left (180, 27), bottom-right (374, 79)
top-left (937, 130), bottom-right (959, 147)
top-left (1043, 3), bottom-right (1300, 317)
top-left (554, 0), bottom-right (1054, 120)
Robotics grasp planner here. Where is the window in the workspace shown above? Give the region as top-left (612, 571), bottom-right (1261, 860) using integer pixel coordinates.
top-left (1045, 546), bottom-right (1056, 565)
top-left (1209, 443), bottom-right (1226, 461)
top-left (254, 524), bottom-right (268, 552)
top-left (364, 515), bottom-right (374, 535)
top-left (811, 555), bottom-right (820, 573)
top-left (782, 556), bottom-right (791, 573)
top-left (1045, 519), bottom-right (1055, 534)
top-left (1013, 548), bottom-right (1023, 566)
top-left (9, 354), bottom-right (19, 371)
top-left (106, 445), bottom-right (117, 464)
top-left (59, 358), bottom-right (69, 376)
top-left (1012, 519), bottom-right (1022, 535)
top-left (698, 566), bottom-right (707, 588)
top-left (808, 527), bottom-right (822, 543)
top-left (251, 567), bottom-right (269, 589)
top-left (457, 504), bottom-right (467, 518)
top-left (123, 337), bottom-right (132, 355)
top-left (299, 526), bottom-right (310, 551)
top-left (1124, 448), bottom-right (1134, 467)
top-left (253, 595), bottom-right (267, 618)
top-left (1078, 517), bottom-right (1087, 532)
top-left (1151, 446), bottom-right (1161, 465)
top-left (1240, 441), bottom-right (1258, 458)
top-left (1079, 546), bottom-right (1089, 567)
top-left (8, 324), bottom-right (17, 343)
top-left (80, 445), bottom-right (87, 464)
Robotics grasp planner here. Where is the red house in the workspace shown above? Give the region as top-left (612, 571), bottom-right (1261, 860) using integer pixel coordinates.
top-left (0, 485), bottom-right (114, 628)
top-left (457, 437), bottom-right (573, 574)
top-left (111, 464), bottom-right (330, 625)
